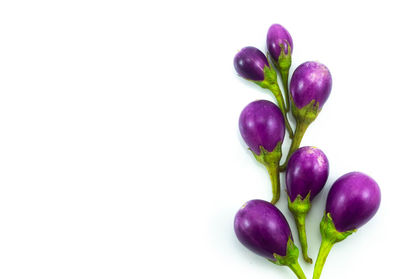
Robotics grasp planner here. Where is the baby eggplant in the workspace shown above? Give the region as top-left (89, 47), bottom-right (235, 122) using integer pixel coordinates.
top-left (267, 24), bottom-right (293, 111)
top-left (239, 100), bottom-right (284, 204)
top-left (234, 200), bottom-right (307, 279)
top-left (286, 146), bottom-right (329, 263)
top-left (312, 172), bottom-right (381, 279)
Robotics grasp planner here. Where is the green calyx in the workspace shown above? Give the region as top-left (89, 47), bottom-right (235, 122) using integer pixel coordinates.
top-left (288, 193), bottom-right (313, 264)
top-left (291, 98), bottom-right (320, 126)
top-left (252, 142), bottom-right (282, 166)
top-left (312, 213), bottom-right (356, 279)
top-left (270, 237), bottom-right (299, 266)
top-left (320, 212), bottom-right (356, 244)
top-left (288, 192), bottom-right (311, 216)
top-left (269, 238), bottom-right (307, 279)
top-left (251, 143), bottom-right (282, 204)
top-left (254, 64), bottom-right (278, 89)
top-left (273, 42), bottom-right (292, 73)
top-left (264, 61), bottom-right (279, 87)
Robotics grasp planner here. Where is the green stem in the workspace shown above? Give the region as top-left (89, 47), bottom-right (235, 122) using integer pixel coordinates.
top-left (280, 68), bottom-right (290, 112)
top-left (312, 239), bottom-right (335, 279)
top-left (288, 260), bottom-right (307, 279)
top-left (294, 213), bottom-right (312, 264)
top-left (252, 144), bottom-right (282, 204)
top-left (272, 238), bottom-right (307, 279)
top-left (270, 85), bottom-right (294, 139)
top-left (266, 163), bottom-right (280, 204)
top-left (312, 213), bottom-right (355, 279)
top-left (279, 120), bottom-right (309, 171)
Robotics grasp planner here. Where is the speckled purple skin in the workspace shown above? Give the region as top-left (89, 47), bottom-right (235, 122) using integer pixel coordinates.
top-left (326, 172), bottom-right (381, 232)
top-left (239, 100), bottom-right (285, 154)
top-left (234, 46), bottom-right (269, 81)
top-left (267, 24), bottom-right (293, 61)
top-left (290, 62), bottom-right (332, 109)
top-left (234, 200), bottom-right (292, 260)
top-left (286, 147), bottom-right (329, 202)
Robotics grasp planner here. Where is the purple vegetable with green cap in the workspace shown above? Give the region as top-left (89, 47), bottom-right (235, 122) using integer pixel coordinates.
top-left (234, 46), bottom-right (294, 138)
top-left (280, 61), bottom-right (332, 170)
top-left (234, 199), bottom-right (307, 279)
top-left (239, 100), bottom-right (284, 204)
top-left (286, 146), bottom-right (329, 263)
top-left (267, 24), bottom-right (293, 111)
top-left (312, 172), bottom-right (381, 279)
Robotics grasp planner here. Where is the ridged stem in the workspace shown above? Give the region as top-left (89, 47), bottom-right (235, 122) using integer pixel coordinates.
top-left (266, 163), bottom-right (280, 204)
top-left (279, 120), bottom-right (309, 171)
top-left (280, 68), bottom-right (290, 112)
top-left (294, 213), bottom-right (312, 263)
top-left (270, 85), bottom-right (294, 138)
top-left (288, 260), bottom-right (307, 279)
top-left (312, 239), bottom-right (334, 279)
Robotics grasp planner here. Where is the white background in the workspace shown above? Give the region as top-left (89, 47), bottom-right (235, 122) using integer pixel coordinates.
top-left (0, 0), bottom-right (398, 278)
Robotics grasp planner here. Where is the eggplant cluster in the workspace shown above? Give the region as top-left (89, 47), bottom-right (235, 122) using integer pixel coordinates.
top-left (233, 24), bottom-right (381, 279)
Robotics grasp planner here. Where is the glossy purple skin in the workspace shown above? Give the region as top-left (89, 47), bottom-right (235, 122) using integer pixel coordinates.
top-left (239, 100), bottom-right (285, 154)
top-left (290, 61), bottom-right (332, 109)
top-left (286, 146), bottom-right (329, 202)
top-left (234, 200), bottom-right (292, 260)
top-left (267, 24), bottom-right (293, 61)
top-left (234, 46), bottom-right (269, 81)
top-left (326, 172), bottom-right (381, 232)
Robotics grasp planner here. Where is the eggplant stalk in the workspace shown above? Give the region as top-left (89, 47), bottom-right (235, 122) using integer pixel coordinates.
top-left (312, 238), bottom-right (334, 279)
top-left (280, 120), bottom-right (309, 171)
top-left (266, 163), bottom-right (280, 204)
top-left (252, 143), bottom-right (282, 204)
top-left (312, 213), bottom-right (356, 279)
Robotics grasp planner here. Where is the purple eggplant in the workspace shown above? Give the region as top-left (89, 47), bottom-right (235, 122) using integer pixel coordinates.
top-left (234, 46), bottom-right (293, 138)
top-left (290, 62), bottom-right (332, 110)
top-left (267, 24), bottom-right (293, 111)
top-left (239, 100), bottom-right (284, 204)
top-left (234, 200), bottom-right (306, 279)
top-left (234, 46), bottom-right (270, 81)
top-left (285, 146), bottom-right (329, 263)
top-left (312, 172), bottom-right (381, 279)
top-left (280, 61), bottom-right (332, 170)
